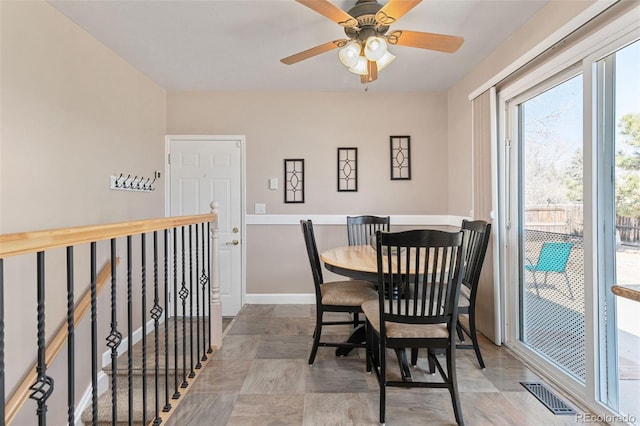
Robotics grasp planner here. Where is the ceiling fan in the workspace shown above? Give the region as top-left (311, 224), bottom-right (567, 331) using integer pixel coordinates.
top-left (280, 0), bottom-right (464, 84)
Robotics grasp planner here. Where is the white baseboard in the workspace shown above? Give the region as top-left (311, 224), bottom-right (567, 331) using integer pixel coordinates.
top-left (244, 293), bottom-right (315, 304)
top-left (74, 371), bottom-right (108, 426)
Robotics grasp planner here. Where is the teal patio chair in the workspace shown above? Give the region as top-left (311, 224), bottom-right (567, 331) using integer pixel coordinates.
top-left (525, 242), bottom-right (574, 299)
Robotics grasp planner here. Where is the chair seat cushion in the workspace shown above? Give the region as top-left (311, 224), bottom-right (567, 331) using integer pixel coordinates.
top-left (361, 300), bottom-right (449, 339)
top-left (321, 280), bottom-right (378, 306)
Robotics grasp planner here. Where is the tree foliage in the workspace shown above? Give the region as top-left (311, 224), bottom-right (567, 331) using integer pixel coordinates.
top-left (616, 113), bottom-right (640, 217)
top-left (616, 113), bottom-right (640, 170)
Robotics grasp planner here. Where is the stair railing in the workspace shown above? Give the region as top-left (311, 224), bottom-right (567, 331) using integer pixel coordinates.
top-left (0, 206), bottom-right (221, 426)
top-left (4, 257), bottom-right (120, 425)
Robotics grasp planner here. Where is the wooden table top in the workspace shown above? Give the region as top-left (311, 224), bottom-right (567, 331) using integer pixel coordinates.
top-left (320, 245), bottom-right (432, 280)
top-left (320, 245), bottom-right (379, 276)
top-left (612, 285), bottom-right (640, 303)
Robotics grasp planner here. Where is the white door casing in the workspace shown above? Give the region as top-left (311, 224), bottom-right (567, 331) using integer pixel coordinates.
top-left (167, 135), bottom-right (245, 316)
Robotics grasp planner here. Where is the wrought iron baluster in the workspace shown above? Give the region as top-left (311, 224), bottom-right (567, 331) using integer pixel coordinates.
top-left (141, 233), bottom-right (148, 426)
top-left (195, 224), bottom-right (202, 369)
top-left (66, 247), bottom-right (75, 426)
top-left (179, 226), bottom-right (189, 388)
top-left (107, 240), bottom-right (122, 424)
top-left (151, 231), bottom-right (163, 425)
top-left (188, 225), bottom-right (195, 378)
top-left (207, 222), bottom-right (213, 354)
top-left (29, 252), bottom-right (53, 426)
top-left (200, 222), bottom-right (208, 362)
top-left (172, 228), bottom-right (180, 400)
top-left (127, 236), bottom-right (133, 424)
top-left (163, 229), bottom-right (173, 410)
top-left (90, 243), bottom-right (98, 425)
top-left (0, 259), bottom-right (5, 426)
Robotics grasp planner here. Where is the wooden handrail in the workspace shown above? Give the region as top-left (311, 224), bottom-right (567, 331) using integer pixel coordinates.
top-left (0, 213), bottom-right (215, 258)
top-left (5, 258), bottom-right (120, 425)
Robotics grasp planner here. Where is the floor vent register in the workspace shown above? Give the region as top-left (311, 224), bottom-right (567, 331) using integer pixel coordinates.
top-left (520, 382), bottom-right (577, 415)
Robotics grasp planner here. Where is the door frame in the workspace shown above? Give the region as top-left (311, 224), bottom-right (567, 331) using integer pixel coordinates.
top-left (164, 134), bottom-right (247, 316)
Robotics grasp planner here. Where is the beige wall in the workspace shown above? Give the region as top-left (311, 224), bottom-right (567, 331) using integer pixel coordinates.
top-left (167, 91), bottom-right (451, 294)
top-left (1, 2), bottom-right (166, 423)
top-left (1, 2), bottom-right (167, 232)
top-left (167, 91), bottom-right (449, 214)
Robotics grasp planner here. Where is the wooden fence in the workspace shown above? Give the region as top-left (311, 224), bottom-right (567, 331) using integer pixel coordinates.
top-left (617, 216), bottom-right (640, 244)
top-left (525, 204), bottom-right (640, 244)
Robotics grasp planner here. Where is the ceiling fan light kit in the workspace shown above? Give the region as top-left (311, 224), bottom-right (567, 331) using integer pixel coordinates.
top-left (281, 0), bottom-right (463, 85)
top-left (363, 36), bottom-right (387, 61)
top-left (376, 51), bottom-right (396, 71)
top-left (349, 56), bottom-right (369, 75)
top-left (338, 41), bottom-right (362, 67)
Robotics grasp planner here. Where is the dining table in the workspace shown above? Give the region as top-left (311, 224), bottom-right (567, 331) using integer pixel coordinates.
top-left (320, 243), bottom-right (417, 380)
top-left (320, 244), bottom-right (380, 281)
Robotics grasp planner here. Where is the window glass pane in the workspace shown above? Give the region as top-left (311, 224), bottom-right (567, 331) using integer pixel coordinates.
top-left (519, 74), bottom-right (586, 382)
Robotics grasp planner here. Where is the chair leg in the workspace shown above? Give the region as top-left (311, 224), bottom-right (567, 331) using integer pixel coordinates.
top-left (353, 312), bottom-right (359, 328)
top-left (468, 312), bottom-right (485, 369)
top-left (446, 346), bottom-right (465, 426)
top-left (308, 308), bottom-right (323, 365)
top-left (379, 340), bottom-right (387, 426)
top-left (531, 271), bottom-right (540, 297)
top-left (427, 349), bottom-right (436, 374)
top-left (365, 320), bottom-right (372, 373)
top-left (394, 348), bottom-right (412, 381)
top-left (410, 348), bottom-right (418, 367)
top-left (564, 272), bottom-right (574, 300)
top-left (456, 323), bottom-right (465, 341)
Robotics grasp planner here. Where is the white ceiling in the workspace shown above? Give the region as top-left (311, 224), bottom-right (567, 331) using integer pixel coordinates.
top-left (49, 0), bottom-right (548, 92)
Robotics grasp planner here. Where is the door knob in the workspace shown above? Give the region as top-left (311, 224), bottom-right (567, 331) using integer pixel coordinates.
top-left (226, 239), bottom-right (239, 246)
top-left (232, 227), bottom-right (239, 233)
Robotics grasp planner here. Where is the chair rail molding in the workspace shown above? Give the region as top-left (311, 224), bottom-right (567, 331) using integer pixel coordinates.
top-left (246, 214), bottom-right (470, 227)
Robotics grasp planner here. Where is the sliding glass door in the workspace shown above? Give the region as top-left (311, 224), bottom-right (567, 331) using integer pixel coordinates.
top-left (501, 13), bottom-right (639, 421)
top-left (508, 72), bottom-right (586, 383)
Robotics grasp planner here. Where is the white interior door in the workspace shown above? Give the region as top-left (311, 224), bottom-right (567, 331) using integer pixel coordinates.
top-left (168, 136), bottom-right (244, 316)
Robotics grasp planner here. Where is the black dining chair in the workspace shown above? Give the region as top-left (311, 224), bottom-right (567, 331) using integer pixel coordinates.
top-left (363, 229), bottom-right (466, 426)
top-left (456, 219), bottom-right (492, 369)
top-left (300, 220), bottom-right (378, 365)
top-left (345, 215), bottom-right (390, 329)
top-left (346, 215), bottom-right (390, 246)
top-left (409, 219), bottom-right (492, 370)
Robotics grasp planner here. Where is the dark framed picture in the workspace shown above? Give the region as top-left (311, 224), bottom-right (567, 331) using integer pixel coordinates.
top-left (284, 159), bottom-right (305, 203)
top-left (337, 147), bottom-right (358, 192)
top-left (390, 136), bottom-right (411, 180)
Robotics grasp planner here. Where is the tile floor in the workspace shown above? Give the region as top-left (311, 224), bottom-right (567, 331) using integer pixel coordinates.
top-left (166, 304), bottom-right (600, 426)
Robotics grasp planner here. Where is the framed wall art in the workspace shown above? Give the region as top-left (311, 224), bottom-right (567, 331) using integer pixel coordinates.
top-left (284, 158), bottom-right (305, 203)
top-left (390, 135), bottom-right (411, 180)
top-left (337, 147), bottom-right (358, 192)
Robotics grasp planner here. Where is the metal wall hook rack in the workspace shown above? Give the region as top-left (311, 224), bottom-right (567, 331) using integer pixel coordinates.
top-left (110, 173), bottom-right (156, 192)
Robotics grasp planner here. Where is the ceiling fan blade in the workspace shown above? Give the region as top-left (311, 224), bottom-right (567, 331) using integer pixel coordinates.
top-left (296, 0), bottom-right (359, 28)
top-left (387, 30), bottom-right (463, 53)
top-left (280, 40), bottom-right (347, 65)
top-left (375, 0), bottom-right (422, 26)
